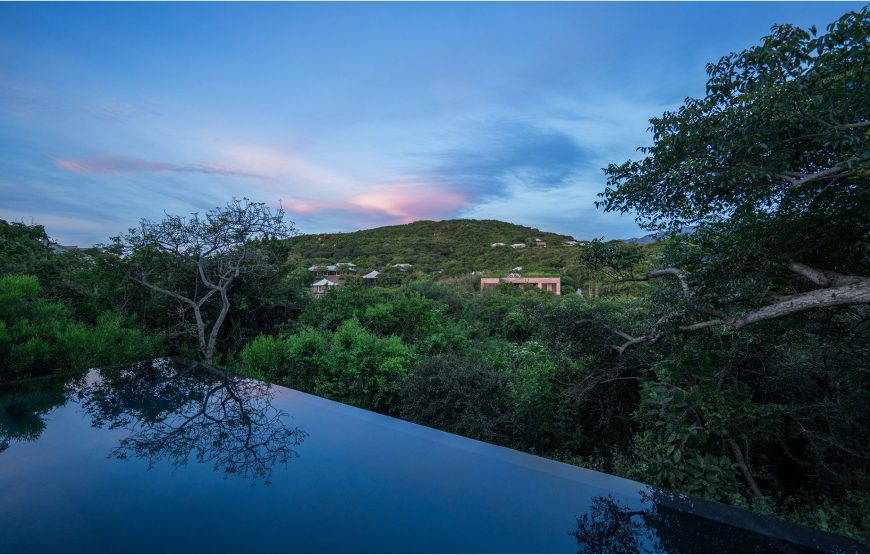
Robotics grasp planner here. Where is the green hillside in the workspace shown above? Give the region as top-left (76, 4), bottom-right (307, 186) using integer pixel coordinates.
top-left (285, 219), bottom-right (587, 276)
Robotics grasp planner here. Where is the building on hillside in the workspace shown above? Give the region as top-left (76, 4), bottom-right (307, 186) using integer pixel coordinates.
top-left (490, 242), bottom-right (506, 248)
top-left (310, 277), bottom-right (342, 298)
top-left (480, 276), bottom-right (561, 295)
top-left (393, 263), bottom-right (414, 272)
top-left (309, 262), bottom-right (358, 276)
top-left (534, 238), bottom-right (547, 248)
top-left (563, 240), bottom-right (579, 246)
top-left (510, 243), bottom-right (526, 249)
top-left (362, 270), bottom-right (379, 285)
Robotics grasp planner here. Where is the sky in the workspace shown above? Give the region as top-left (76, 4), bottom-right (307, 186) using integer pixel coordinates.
top-left (0, 2), bottom-right (861, 245)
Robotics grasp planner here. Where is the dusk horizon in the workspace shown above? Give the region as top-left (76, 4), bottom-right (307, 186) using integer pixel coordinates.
top-left (0, 2), bottom-right (860, 245)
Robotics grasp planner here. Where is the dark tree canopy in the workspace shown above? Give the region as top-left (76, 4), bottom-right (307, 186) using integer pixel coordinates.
top-left (596, 8), bottom-right (870, 346)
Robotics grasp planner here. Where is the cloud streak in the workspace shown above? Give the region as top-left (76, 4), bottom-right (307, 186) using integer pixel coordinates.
top-left (54, 155), bottom-right (267, 180)
top-left (282, 183), bottom-right (468, 224)
top-left (423, 120), bottom-right (589, 201)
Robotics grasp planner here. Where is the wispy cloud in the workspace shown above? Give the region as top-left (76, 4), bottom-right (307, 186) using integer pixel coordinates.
top-left (54, 155), bottom-right (267, 180)
top-left (0, 75), bottom-right (160, 122)
top-left (421, 120), bottom-right (589, 201)
top-left (283, 183), bottom-right (468, 224)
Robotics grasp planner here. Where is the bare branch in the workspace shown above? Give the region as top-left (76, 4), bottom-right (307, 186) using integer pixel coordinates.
top-left (775, 165), bottom-right (855, 188)
top-left (591, 262), bottom-right (870, 354)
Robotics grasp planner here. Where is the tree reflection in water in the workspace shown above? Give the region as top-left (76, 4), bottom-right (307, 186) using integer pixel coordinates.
top-left (572, 494), bottom-right (661, 554)
top-left (77, 358), bottom-right (307, 484)
top-left (571, 490), bottom-right (807, 554)
top-left (0, 374), bottom-right (81, 453)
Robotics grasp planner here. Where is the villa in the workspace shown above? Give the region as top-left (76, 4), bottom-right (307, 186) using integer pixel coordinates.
top-left (480, 276), bottom-right (561, 295)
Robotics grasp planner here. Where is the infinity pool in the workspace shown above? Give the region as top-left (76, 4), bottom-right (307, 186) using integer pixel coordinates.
top-left (0, 358), bottom-right (864, 553)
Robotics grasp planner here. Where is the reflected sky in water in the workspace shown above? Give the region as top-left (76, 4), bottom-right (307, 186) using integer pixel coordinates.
top-left (0, 359), bottom-right (864, 553)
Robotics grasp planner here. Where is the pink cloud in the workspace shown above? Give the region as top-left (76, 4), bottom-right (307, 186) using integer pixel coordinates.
top-left (53, 156), bottom-right (267, 180)
top-left (282, 183), bottom-right (469, 224)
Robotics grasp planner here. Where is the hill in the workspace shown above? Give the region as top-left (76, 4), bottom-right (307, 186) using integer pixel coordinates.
top-left (284, 219), bottom-right (586, 276)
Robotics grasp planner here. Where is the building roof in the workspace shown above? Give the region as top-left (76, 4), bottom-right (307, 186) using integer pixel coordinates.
top-left (311, 278), bottom-right (340, 287)
top-left (362, 270), bottom-right (379, 279)
top-left (510, 243), bottom-right (526, 248)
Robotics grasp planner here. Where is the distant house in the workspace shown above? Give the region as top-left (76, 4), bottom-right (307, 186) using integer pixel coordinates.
top-left (310, 278), bottom-right (341, 298)
top-left (534, 238), bottom-right (547, 248)
top-left (393, 263), bottom-right (413, 272)
top-left (362, 270), bottom-right (379, 285)
top-left (563, 240), bottom-right (579, 246)
top-left (510, 243), bottom-right (526, 249)
top-left (310, 262), bottom-right (358, 276)
top-left (480, 276), bottom-right (561, 295)
top-left (43, 239), bottom-right (79, 254)
top-left (490, 242), bottom-right (506, 248)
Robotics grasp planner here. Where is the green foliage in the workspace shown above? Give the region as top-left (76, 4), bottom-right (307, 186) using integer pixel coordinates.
top-left (0, 220), bottom-right (53, 276)
top-left (402, 350), bottom-right (509, 443)
top-left (601, 8), bottom-right (869, 313)
top-left (314, 319), bottom-right (413, 414)
top-left (0, 275), bottom-right (163, 380)
top-left (239, 329), bottom-right (326, 391)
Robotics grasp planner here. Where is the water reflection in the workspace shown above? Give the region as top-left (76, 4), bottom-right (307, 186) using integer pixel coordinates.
top-left (571, 491), bottom-right (810, 554)
top-left (572, 495), bottom-right (657, 553)
top-left (76, 358), bottom-right (308, 484)
top-left (0, 374), bottom-right (82, 453)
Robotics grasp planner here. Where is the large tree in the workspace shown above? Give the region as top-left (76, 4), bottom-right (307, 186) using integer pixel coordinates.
top-left (597, 8), bottom-right (869, 351)
top-left (114, 199), bottom-right (295, 364)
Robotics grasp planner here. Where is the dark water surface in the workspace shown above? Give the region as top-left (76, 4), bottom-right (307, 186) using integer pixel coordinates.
top-left (0, 358), bottom-right (864, 553)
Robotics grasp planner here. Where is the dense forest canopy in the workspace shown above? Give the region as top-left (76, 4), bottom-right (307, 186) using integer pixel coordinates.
top-left (1, 7), bottom-right (868, 543)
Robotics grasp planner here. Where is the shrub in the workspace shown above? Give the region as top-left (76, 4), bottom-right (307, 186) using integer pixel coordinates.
top-left (402, 351), bottom-right (509, 443)
top-left (314, 318), bottom-right (413, 414)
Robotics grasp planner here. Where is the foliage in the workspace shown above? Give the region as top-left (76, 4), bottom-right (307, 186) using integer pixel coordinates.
top-left (600, 9), bottom-right (869, 316)
top-left (0, 275), bottom-right (163, 381)
top-left (313, 318), bottom-right (414, 414)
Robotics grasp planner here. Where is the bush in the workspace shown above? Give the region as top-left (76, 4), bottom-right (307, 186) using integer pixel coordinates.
top-left (314, 319), bottom-right (413, 414)
top-left (0, 275), bottom-right (163, 380)
top-left (402, 351), bottom-right (509, 443)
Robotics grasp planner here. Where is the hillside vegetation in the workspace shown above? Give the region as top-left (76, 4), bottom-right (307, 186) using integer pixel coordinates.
top-left (285, 219), bottom-right (596, 276)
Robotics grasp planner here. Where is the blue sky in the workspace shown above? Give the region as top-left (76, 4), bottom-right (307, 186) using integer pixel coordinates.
top-left (0, 2), bottom-right (860, 245)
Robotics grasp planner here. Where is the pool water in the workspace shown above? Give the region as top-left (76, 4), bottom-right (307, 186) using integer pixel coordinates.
top-left (0, 358), bottom-right (864, 553)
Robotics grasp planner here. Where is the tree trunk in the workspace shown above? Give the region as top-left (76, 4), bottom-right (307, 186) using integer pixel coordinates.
top-left (728, 437), bottom-right (764, 499)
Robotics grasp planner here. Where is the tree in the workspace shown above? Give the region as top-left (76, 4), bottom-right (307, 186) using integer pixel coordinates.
top-left (114, 199), bottom-right (295, 364)
top-left (593, 8), bottom-right (870, 351)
